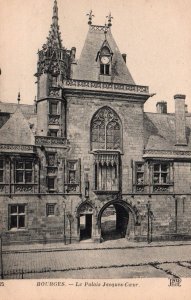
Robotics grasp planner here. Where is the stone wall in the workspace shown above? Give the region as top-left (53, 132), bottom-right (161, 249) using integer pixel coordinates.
top-left (1, 91), bottom-right (191, 244)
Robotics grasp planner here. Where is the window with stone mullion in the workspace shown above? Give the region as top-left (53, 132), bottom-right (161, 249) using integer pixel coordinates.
top-left (15, 160), bottom-right (33, 184)
top-left (153, 163), bottom-right (169, 184)
top-left (91, 107), bottom-right (121, 151)
top-left (9, 204), bottom-right (26, 230)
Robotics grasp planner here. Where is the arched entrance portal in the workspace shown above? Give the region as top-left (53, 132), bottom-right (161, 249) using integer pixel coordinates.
top-left (98, 201), bottom-right (135, 242)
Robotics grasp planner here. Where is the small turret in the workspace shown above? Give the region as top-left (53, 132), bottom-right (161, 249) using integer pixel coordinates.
top-left (35, 0), bottom-right (67, 137)
top-left (35, 0), bottom-right (70, 82)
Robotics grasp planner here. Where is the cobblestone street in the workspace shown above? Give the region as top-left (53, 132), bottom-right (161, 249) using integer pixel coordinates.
top-left (2, 240), bottom-right (191, 279)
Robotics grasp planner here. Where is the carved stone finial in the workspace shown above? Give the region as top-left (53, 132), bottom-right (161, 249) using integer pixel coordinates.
top-left (52, 0), bottom-right (58, 24)
top-left (104, 23), bottom-right (108, 35)
top-left (86, 10), bottom-right (95, 25)
top-left (17, 92), bottom-right (21, 104)
top-left (106, 12), bottom-right (113, 27)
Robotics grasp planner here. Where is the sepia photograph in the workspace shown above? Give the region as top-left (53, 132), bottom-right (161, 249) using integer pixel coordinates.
top-left (0, 0), bottom-right (191, 298)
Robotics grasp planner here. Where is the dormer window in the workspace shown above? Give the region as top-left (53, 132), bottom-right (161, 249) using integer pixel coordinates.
top-left (97, 43), bottom-right (113, 76)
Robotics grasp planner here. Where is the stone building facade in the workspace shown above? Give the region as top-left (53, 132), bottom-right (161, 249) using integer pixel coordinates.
top-left (1, 1), bottom-right (191, 245)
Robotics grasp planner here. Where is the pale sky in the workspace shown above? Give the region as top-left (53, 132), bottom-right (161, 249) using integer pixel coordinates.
top-left (0, 0), bottom-right (191, 113)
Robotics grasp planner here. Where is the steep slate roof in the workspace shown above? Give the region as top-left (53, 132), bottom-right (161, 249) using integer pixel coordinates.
top-left (73, 25), bottom-right (135, 84)
top-left (0, 107), bottom-right (35, 145)
top-left (0, 102), bottom-right (36, 129)
top-left (0, 102), bottom-right (35, 115)
top-left (144, 112), bottom-right (191, 151)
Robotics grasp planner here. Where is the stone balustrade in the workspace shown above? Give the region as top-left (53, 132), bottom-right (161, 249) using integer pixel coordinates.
top-left (63, 79), bottom-right (149, 95)
top-left (35, 136), bottom-right (67, 146)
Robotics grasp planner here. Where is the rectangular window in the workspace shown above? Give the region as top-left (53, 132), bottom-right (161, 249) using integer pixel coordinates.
top-left (0, 159), bottom-right (4, 183)
top-left (15, 160), bottom-right (33, 184)
top-left (136, 163), bottom-right (144, 184)
top-left (95, 163), bottom-right (118, 191)
top-left (47, 177), bottom-right (55, 190)
top-left (49, 129), bottom-right (58, 137)
top-left (9, 204), bottom-right (26, 230)
top-left (153, 163), bottom-right (170, 184)
top-left (49, 102), bottom-right (58, 115)
top-left (94, 154), bottom-right (119, 192)
top-left (100, 64), bottom-right (110, 75)
top-left (46, 204), bottom-right (56, 216)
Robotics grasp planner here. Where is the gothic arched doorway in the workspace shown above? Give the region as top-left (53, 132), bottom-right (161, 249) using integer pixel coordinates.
top-left (77, 202), bottom-right (94, 241)
top-left (98, 200), bottom-right (135, 242)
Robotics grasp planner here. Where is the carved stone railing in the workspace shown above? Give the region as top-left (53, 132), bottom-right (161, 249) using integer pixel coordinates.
top-left (35, 136), bottom-right (67, 146)
top-left (135, 184), bottom-right (145, 192)
top-left (49, 88), bottom-right (62, 98)
top-left (48, 114), bottom-right (60, 125)
top-left (47, 166), bottom-right (57, 175)
top-left (63, 79), bottom-right (149, 95)
top-left (0, 144), bottom-right (34, 153)
top-left (90, 25), bottom-right (107, 32)
top-left (143, 150), bottom-right (191, 159)
top-left (14, 184), bottom-right (34, 193)
top-left (152, 184), bottom-right (173, 193)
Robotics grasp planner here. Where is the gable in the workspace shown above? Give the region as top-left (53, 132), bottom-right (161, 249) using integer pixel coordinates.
top-left (72, 26), bottom-right (135, 84)
top-left (0, 107), bottom-right (35, 145)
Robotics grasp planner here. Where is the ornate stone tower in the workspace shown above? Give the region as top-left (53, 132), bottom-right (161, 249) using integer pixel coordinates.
top-left (35, 0), bottom-right (71, 138)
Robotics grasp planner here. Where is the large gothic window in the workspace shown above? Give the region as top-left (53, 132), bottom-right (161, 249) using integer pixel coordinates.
top-left (91, 107), bottom-right (121, 151)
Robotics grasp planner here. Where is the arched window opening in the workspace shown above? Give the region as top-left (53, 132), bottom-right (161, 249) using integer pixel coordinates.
top-left (99, 46), bottom-right (112, 75)
top-left (91, 107), bottom-right (121, 151)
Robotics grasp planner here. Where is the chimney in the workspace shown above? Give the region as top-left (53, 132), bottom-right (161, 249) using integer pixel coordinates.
top-left (156, 101), bottom-right (167, 114)
top-left (122, 53), bottom-right (126, 63)
top-left (174, 94), bottom-right (187, 145)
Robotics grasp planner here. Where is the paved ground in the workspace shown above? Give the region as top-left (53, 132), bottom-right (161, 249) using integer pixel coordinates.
top-left (2, 239), bottom-right (191, 279)
top-left (3, 238), bottom-right (191, 253)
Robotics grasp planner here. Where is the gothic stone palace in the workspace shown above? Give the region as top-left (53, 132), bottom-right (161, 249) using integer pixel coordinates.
top-left (0, 1), bottom-right (191, 245)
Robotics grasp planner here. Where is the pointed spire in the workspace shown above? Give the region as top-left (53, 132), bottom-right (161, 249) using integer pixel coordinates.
top-left (46, 0), bottom-right (62, 48)
top-left (52, 0), bottom-right (58, 26)
top-left (36, 0), bottom-right (70, 79)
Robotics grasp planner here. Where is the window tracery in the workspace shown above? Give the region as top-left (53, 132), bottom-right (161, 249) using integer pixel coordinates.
top-left (91, 107), bottom-right (121, 150)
